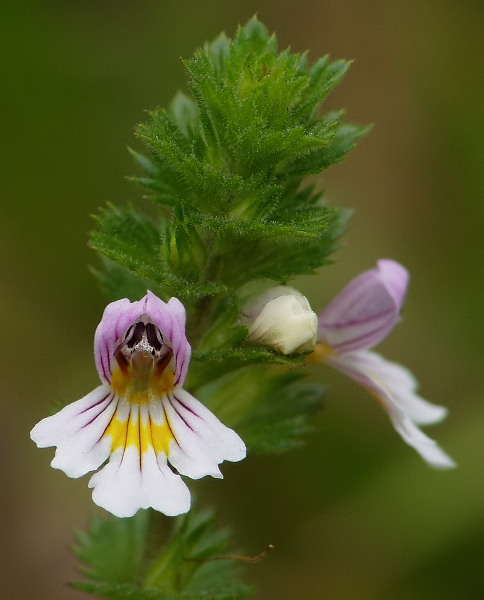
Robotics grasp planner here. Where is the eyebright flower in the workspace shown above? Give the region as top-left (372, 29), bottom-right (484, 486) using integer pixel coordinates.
top-left (243, 286), bottom-right (318, 354)
top-left (30, 291), bottom-right (246, 518)
top-left (310, 259), bottom-right (455, 469)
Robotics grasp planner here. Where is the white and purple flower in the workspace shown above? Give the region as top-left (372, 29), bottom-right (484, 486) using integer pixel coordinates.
top-left (310, 259), bottom-right (455, 469)
top-left (31, 291), bottom-right (246, 518)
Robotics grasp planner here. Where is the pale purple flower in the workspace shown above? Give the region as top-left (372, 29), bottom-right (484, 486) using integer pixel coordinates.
top-left (31, 291), bottom-right (246, 517)
top-left (313, 259), bottom-right (455, 469)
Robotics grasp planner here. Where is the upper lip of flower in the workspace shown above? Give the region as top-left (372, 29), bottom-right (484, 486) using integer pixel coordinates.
top-left (317, 259), bottom-right (409, 354)
top-left (94, 291), bottom-right (191, 388)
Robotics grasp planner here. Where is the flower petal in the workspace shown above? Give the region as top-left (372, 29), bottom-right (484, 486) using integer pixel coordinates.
top-left (87, 401), bottom-right (191, 517)
top-left (392, 412), bottom-right (456, 470)
top-left (94, 291), bottom-right (191, 386)
top-left (318, 259), bottom-right (409, 353)
top-left (343, 351), bottom-right (448, 425)
top-left (164, 388), bottom-right (246, 480)
top-left (30, 385), bottom-right (115, 478)
top-left (89, 445), bottom-right (191, 518)
top-left (324, 349), bottom-right (455, 468)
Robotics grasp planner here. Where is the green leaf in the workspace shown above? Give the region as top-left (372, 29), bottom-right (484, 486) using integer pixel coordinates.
top-left (170, 92), bottom-right (200, 139)
top-left (95, 16), bottom-right (370, 305)
top-left (73, 511), bottom-right (149, 585)
top-left (193, 344), bottom-right (306, 367)
top-left (72, 581), bottom-right (251, 600)
top-left (135, 16), bottom-right (365, 220)
top-left (90, 203), bottom-right (228, 299)
top-left (90, 259), bottom-right (154, 302)
top-left (236, 376), bottom-right (325, 453)
top-left (90, 203), bottom-right (160, 274)
top-left (290, 56), bottom-right (351, 121)
top-left (72, 509), bottom-right (253, 600)
top-left (196, 209), bottom-right (331, 240)
top-left (240, 207), bottom-right (351, 282)
top-left (196, 367), bottom-right (323, 452)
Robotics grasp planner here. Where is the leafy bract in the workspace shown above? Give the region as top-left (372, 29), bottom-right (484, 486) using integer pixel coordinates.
top-left (92, 17), bottom-right (364, 306)
top-left (72, 509), bottom-right (252, 600)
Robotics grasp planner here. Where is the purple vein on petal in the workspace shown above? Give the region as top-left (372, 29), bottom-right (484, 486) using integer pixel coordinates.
top-left (79, 390), bottom-right (112, 416)
top-left (168, 392), bottom-right (196, 433)
top-left (81, 392), bottom-right (115, 430)
top-left (174, 396), bottom-right (201, 421)
top-left (329, 320), bottom-right (396, 353)
top-left (318, 305), bottom-right (395, 330)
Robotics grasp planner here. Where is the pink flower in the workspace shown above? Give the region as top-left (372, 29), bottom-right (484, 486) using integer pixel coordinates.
top-left (31, 291), bottom-right (246, 517)
top-left (312, 260), bottom-right (454, 469)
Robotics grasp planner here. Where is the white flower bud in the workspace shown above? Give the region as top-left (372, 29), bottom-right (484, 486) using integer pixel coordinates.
top-left (243, 287), bottom-right (318, 354)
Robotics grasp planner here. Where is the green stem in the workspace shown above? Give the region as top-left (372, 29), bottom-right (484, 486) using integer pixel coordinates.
top-left (143, 531), bottom-right (182, 590)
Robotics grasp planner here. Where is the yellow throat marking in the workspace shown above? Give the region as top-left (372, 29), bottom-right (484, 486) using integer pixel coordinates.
top-left (106, 364), bottom-right (176, 456)
top-left (110, 364), bottom-right (175, 402)
top-left (104, 407), bottom-right (173, 456)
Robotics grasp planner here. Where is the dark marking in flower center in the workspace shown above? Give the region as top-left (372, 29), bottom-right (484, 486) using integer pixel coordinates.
top-left (146, 322), bottom-right (163, 352)
top-left (115, 321), bottom-right (173, 386)
top-left (125, 321), bottom-right (145, 348)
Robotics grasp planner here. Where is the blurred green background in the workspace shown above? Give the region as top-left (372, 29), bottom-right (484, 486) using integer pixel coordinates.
top-left (2, 1), bottom-right (483, 598)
